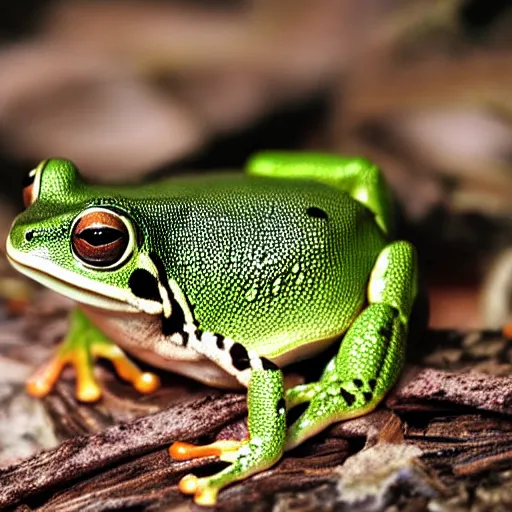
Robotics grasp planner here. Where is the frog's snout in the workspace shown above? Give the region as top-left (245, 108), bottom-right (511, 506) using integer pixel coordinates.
top-left (8, 225), bottom-right (37, 251)
top-left (6, 222), bottom-right (37, 258)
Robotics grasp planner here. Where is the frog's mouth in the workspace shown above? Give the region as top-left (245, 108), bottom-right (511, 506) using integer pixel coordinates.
top-left (5, 239), bottom-right (161, 315)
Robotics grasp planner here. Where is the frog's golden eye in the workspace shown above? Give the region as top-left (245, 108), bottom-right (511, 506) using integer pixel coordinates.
top-left (71, 208), bottom-right (135, 269)
top-left (22, 161), bottom-right (45, 207)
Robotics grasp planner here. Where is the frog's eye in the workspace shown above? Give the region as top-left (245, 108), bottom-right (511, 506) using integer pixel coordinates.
top-left (71, 208), bottom-right (135, 269)
top-left (22, 160), bottom-right (46, 207)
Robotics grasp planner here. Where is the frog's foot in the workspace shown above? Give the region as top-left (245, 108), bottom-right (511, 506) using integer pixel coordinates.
top-left (26, 308), bottom-right (160, 402)
top-left (170, 439), bottom-right (245, 463)
top-left (171, 437), bottom-right (280, 506)
top-left (285, 382), bottom-right (322, 409)
top-left (285, 378), bottom-right (380, 450)
top-left (26, 337), bottom-right (160, 402)
top-left (170, 440), bottom-right (248, 506)
top-left (286, 296), bottom-right (413, 449)
top-left (170, 367), bottom-right (286, 506)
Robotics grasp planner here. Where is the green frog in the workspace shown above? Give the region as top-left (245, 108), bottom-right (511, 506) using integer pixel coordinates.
top-left (6, 152), bottom-right (418, 506)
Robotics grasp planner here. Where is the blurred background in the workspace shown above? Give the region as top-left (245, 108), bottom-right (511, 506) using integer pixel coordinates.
top-left (1, 0), bottom-right (512, 329)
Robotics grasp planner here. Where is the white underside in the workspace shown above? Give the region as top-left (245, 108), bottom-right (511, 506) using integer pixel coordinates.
top-left (81, 305), bottom-right (244, 388)
top-left (81, 305), bottom-right (340, 389)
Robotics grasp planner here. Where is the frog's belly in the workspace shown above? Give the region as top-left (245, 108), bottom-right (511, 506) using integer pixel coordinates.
top-left (81, 306), bottom-right (242, 389)
top-left (123, 344), bottom-right (243, 389)
top-left (80, 305), bottom-right (341, 389)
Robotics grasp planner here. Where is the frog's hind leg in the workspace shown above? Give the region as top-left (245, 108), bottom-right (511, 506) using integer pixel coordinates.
top-left (169, 355), bottom-right (286, 506)
top-left (285, 241), bottom-right (417, 450)
top-left (285, 356), bottom-right (335, 409)
top-left (247, 151), bottom-right (394, 235)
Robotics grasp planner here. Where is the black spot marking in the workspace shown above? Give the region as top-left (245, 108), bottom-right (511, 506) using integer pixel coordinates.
top-left (261, 357), bottom-right (279, 371)
top-left (181, 330), bottom-right (190, 347)
top-left (378, 324), bottom-right (393, 340)
top-left (25, 230), bottom-right (34, 242)
top-left (389, 306), bottom-right (400, 319)
top-left (276, 398), bottom-right (286, 415)
top-left (371, 311), bottom-right (397, 385)
top-left (353, 379), bottom-right (363, 388)
top-left (230, 343), bottom-right (250, 371)
top-left (363, 392), bottom-right (373, 402)
top-left (160, 317), bottom-right (175, 337)
top-left (129, 269), bottom-right (161, 302)
top-left (369, 379), bottom-right (377, 391)
top-left (340, 388), bottom-right (356, 406)
top-left (216, 335), bottom-right (225, 350)
top-left (362, 207), bottom-right (375, 220)
top-left (149, 252), bottom-right (187, 336)
top-left (22, 170), bottom-right (36, 188)
top-left (306, 206), bottom-right (328, 220)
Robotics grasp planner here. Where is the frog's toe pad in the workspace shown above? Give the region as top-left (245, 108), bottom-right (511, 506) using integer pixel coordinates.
top-left (26, 377), bottom-right (51, 398)
top-left (132, 371), bottom-right (160, 394)
top-left (26, 356), bottom-right (65, 398)
top-left (92, 344), bottom-right (161, 394)
top-left (169, 440), bottom-right (244, 463)
top-left (178, 474), bottom-right (219, 506)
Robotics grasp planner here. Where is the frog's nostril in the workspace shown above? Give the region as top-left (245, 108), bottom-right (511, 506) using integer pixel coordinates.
top-left (25, 230), bottom-right (34, 242)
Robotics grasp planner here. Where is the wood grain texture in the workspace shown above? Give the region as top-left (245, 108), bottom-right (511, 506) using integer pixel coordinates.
top-left (1, 295), bottom-right (512, 511)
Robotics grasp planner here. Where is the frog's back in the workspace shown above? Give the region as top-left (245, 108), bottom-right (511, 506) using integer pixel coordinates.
top-left (134, 175), bottom-right (387, 361)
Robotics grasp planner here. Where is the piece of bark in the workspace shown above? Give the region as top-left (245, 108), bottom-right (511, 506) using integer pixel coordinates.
top-left (0, 392), bottom-right (246, 508)
top-left (2, 288), bottom-right (512, 511)
top-left (409, 414), bottom-right (512, 479)
top-left (388, 368), bottom-right (512, 415)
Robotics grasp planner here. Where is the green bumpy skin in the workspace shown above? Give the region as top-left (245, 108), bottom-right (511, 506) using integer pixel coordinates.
top-left (6, 152), bottom-right (418, 506)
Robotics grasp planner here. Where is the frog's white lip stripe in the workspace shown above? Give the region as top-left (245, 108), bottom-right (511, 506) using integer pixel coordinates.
top-left (7, 255), bottom-right (138, 312)
top-left (6, 238), bottom-right (162, 314)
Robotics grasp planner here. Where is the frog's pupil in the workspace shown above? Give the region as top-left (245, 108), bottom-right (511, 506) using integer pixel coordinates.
top-left (72, 211), bottom-right (133, 268)
top-left (77, 227), bottom-right (124, 247)
top-left (21, 171), bottom-right (35, 188)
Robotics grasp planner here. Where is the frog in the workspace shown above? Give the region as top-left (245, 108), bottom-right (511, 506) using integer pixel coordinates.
top-left (6, 152), bottom-right (418, 506)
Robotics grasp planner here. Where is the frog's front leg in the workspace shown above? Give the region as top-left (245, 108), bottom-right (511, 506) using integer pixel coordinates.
top-left (285, 240), bottom-right (417, 449)
top-left (26, 308), bottom-right (160, 401)
top-left (169, 361), bottom-right (286, 506)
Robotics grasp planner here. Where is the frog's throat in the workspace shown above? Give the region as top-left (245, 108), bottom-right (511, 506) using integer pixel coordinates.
top-left (5, 241), bottom-right (159, 314)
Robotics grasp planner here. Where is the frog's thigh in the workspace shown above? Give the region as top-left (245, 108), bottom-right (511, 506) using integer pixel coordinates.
top-left (170, 356), bottom-right (286, 506)
top-left (285, 241), bottom-right (417, 450)
top-left (246, 151), bottom-right (393, 234)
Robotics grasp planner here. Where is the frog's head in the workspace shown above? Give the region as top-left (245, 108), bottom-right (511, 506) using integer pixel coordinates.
top-left (6, 159), bottom-right (170, 316)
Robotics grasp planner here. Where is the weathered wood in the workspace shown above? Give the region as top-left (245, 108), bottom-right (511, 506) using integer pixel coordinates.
top-left (1, 298), bottom-right (512, 511)
top-left (0, 393), bottom-right (246, 508)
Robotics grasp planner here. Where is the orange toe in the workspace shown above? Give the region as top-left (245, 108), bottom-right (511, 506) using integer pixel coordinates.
top-left (178, 474), bottom-right (219, 506)
top-left (169, 439), bottom-right (243, 461)
top-left (96, 348), bottom-right (161, 394)
top-left (26, 356), bottom-right (67, 398)
top-left (170, 441), bottom-right (208, 460)
top-left (26, 376), bottom-right (54, 398)
top-left (179, 474), bottom-right (199, 495)
top-left (134, 372), bottom-right (160, 394)
top-left (76, 379), bottom-right (103, 402)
